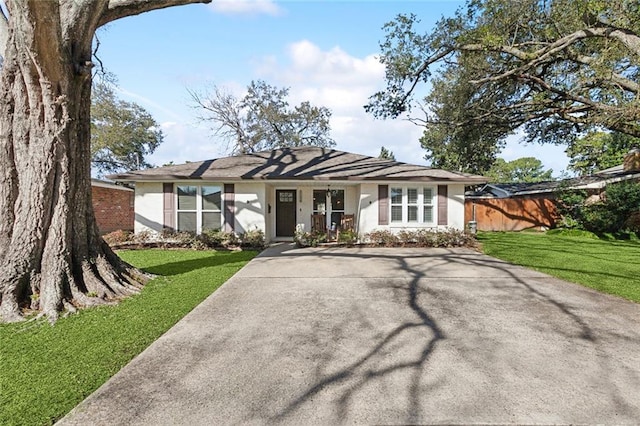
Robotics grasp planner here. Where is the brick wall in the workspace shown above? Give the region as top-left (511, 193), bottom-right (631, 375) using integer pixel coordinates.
top-left (92, 184), bottom-right (134, 234)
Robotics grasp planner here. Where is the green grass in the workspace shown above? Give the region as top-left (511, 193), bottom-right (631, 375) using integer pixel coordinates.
top-left (478, 232), bottom-right (640, 302)
top-left (0, 249), bottom-right (257, 426)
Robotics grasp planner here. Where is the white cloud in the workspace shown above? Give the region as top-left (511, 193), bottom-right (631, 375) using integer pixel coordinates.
top-left (253, 40), bottom-right (426, 164)
top-left (209, 0), bottom-right (283, 16)
top-left (257, 40), bottom-right (384, 87)
top-left (149, 122), bottom-right (226, 167)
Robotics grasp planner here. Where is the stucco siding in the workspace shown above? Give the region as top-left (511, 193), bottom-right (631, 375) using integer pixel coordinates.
top-left (234, 183), bottom-right (266, 235)
top-left (358, 183), bottom-right (379, 234)
top-left (134, 182), bottom-right (164, 234)
top-left (447, 184), bottom-right (466, 230)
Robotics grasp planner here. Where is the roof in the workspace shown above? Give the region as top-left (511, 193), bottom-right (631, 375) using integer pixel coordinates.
top-left (107, 147), bottom-right (487, 184)
top-left (467, 169), bottom-right (640, 198)
top-left (91, 178), bottom-right (134, 191)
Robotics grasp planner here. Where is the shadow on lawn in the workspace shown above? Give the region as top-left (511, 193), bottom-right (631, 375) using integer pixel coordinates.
top-left (140, 251), bottom-right (256, 276)
top-left (479, 234), bottom-right (640, 268)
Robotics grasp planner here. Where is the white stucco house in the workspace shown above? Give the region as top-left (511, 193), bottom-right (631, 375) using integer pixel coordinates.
top-left (108, 147), bottom-right (486, 242)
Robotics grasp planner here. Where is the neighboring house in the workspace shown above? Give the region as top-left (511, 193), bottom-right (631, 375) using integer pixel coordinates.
top-left (92, 178), bottom-right (134, 234)
top-left (108, 147), bottom-right (486, 242)
top-left (466, 149), bottom-right (640, 231)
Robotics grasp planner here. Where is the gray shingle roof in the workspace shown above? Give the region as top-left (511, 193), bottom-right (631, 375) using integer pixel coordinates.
top-left (467, 169), bottom-right (640, 198)
top-left (107, 147), bottom-right (487, 183)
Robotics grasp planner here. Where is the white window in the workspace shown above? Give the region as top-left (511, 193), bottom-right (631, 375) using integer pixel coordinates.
top-left (176, 185), bottom-right (222, 233)
top-left (390, 187), bottom-right (403, 222)
top-left (423, 188), bottom-right (434, 223)
top-left (389, 186), bottom-right (437, 225)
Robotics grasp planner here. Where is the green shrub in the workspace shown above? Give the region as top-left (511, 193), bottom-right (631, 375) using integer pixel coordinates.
top-left (556, 181), bottom-right (640, 234)
top-left (240, 229), bottom-right (266, 249)
top-left (337, 229), bottom-right (358, 244)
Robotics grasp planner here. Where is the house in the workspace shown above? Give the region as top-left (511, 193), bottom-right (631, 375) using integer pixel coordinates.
top-left (108, 147), bottom-right (487, 242)
top-left (91, 178), bottom-right (134, 234)
top-left (465, 149), bottom-right (640, 231)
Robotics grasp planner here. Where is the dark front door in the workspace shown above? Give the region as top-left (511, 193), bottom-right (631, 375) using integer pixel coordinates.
top-left (276, 190), bottom-right (296, 237)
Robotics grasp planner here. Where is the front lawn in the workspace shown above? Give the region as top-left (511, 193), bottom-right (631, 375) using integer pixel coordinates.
top-left (478, 232), bottom-right (640, 303)
top-left (0, 249), bottom-right (257, 426)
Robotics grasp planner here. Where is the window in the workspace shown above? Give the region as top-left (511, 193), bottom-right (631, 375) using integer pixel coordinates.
top-left (330, 189), bottom-right (344, 228)
top-left (423, 188), bottom-right (434, 223)
top-left (312, 189), bottom-right (345, 230)
top-left (390, 187), bottom-right (403, 222)
top-left (407, 188), bottom-right (418, 222)
top-left (176, 185), bottom-right (222, 233)
top-left (177, 185), bottom-right (197, 232)
top-left (313, 190), bottom-right (327, 215)
top-left (201, 186), bottom-right (222, 231)
top-left (389, 186), bottom-right (436, 225)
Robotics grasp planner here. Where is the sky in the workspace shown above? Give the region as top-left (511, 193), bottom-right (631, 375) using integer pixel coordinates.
top-left (95, 0), bottom-right (570, 176)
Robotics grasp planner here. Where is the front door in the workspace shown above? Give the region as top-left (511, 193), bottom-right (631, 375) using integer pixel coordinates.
top-left (276, 190), bottom-right (296, 237)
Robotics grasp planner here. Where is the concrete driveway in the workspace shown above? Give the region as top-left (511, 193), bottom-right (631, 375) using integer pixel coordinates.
top-left (60, 244), bottom-right (640, 425)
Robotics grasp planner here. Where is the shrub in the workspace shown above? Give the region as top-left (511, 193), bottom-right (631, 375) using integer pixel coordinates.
top-left (240, 229), bottom-right (266, 249)
top-left (198, 229), bottom-right (245, 249)
top-left (172, 231), bottom-right (198, 248)
top-left (103, 230), bottom-right (132, 246)
top-left (337, 229), bottom-right (358, 245)
top-left (363, 230), bottom-right (399, 247)
top-left (364, 228), bottom-right (476, 248)
top-left (294, 229), bottom-right (327, 247)
top-left (556, 181), bottom-right (640, 234)
top-left (132, 230), bottom-right (153, 243)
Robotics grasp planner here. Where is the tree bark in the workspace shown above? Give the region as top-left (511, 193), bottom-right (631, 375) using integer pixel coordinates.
top-left (0, 0), bottom-right (210, 323)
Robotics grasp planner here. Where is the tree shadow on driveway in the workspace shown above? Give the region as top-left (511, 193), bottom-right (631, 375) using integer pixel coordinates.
top-left (258, 245), bottom-right (640, 424)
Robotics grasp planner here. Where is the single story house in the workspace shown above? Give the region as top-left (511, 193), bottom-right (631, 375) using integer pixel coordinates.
top-left (108, 147), bottom-right (486, 242)
top-left (465, 150), bottom-right (640, 231)
top-left (91, 178), bottom-right (134, 234)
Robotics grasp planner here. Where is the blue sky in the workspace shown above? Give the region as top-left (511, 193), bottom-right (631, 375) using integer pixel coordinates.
top-left (96, 0), bottom-right (569, 174)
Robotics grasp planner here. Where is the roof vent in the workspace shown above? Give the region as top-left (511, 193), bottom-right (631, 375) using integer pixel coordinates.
top-left (623, 147), bottom-right (640, 172)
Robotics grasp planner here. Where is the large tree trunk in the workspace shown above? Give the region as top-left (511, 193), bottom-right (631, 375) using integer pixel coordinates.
top-left (0, 0), bottom-right (209, 323)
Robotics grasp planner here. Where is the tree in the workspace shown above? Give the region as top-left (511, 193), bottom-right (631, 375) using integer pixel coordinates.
top-left (486, 157), bottom-right (554, 183)
top-left (566, 131), bottom-right (639, 175)
top-left (191, 80), bottom-right (335, 154)
top-left (0, 0), bottom-right (210, 323)
top-left (417, 53), bottom-right (511, 173)
top-left (366, 1), bottom-right (640, 145)
top-left (378, 146), bottom-right (395, 160)
top-left (91, 82), bottom-right (163, 176)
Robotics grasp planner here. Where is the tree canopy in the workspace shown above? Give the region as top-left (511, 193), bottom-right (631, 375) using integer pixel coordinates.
top-left (191, 80), bottom-right (335, 154)
top-left (91, 82), bottom-right (163, 176)
top-left (378, 146), bottom-right (396, 160)
top-left (486, 157), bottom-right (553, 183)
top-left (366, 0), bottom-right (640, 148)
top-left (566, 131), bottom-right (639, 175)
